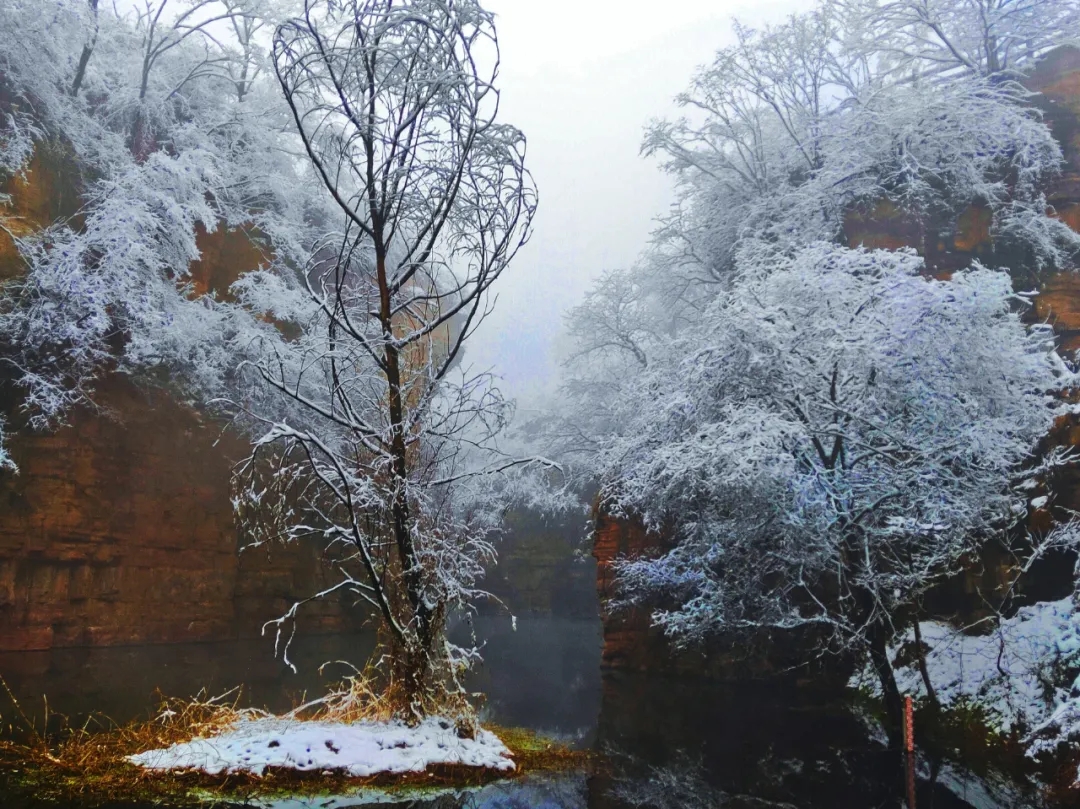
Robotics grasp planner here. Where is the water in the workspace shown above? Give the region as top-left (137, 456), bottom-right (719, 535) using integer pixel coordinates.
top-left (0, 616), bottom-right (1043, 808)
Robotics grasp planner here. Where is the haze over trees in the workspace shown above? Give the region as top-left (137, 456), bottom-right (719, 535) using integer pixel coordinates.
top-left (555, 0), bottom-right (1080, 736)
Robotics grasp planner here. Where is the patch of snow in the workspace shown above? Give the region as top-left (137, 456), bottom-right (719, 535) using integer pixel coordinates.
top-left (127, 717), bottom-right (514, 777)
top-left (1031, 495), bottom-right (1049, 509)
top-left (852, 597), bottom-right (1080, 733)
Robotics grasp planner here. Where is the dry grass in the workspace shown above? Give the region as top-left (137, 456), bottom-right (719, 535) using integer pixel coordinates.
top-left (291, 661), bottom-right (473, 724)
top-left (0, 677), bottom-right (594, 808)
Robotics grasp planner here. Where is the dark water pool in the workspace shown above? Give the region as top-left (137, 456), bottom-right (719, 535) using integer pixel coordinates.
top-left (0, 616), bottom-right (1042, 808)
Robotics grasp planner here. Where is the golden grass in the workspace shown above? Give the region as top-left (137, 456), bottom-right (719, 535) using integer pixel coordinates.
top-left (0, 678), bottom-right (595, 808)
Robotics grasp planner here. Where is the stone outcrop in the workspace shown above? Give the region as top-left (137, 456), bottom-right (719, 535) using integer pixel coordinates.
top-left (592, 510), bottom-right (666, 672)
top-left (1028, 47), bottom-right (1080, 233)
top-left (0, 144), bottom-right (81, 280)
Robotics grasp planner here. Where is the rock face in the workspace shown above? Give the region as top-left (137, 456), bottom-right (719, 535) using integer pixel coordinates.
top-left (1028, 47), bottom-right (1080, 233)
top-left (593, 45), bottom-right (1080, 674)
top-left (0, 376), bottom-right (365, 651)
top-left (0, 144), bottom-right (81, 280)
top-left (592, 510), bottom-right (667, 672)
top-left (0, 148), bottom-right (369, 651)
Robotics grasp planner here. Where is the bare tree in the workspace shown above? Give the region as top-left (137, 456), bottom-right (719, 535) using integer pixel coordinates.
top-left (223, 0), bottom-right (269, 102)
top-left (235, 0), bottom-right (539, 719)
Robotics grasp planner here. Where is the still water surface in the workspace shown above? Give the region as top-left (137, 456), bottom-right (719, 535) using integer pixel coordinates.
top-left (0, 616), bottom-right (1041, 808)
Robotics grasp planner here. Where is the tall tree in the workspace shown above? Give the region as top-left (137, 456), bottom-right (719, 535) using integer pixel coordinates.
top-left (600, 243), bottom-right (1070, 739)
top-left (235, 0), bottom-right (539, 718)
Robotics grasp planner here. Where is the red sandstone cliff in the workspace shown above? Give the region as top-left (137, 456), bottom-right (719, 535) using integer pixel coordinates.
top-left (0, 151), bottom-right (367, 651)
top-left (593, 510), bottom-right (668, 672)
top-left (0, 374), bottom-right (366, 651)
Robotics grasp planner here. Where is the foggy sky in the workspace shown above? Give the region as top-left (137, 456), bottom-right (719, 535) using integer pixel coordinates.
top-left (473, 0), bottom-right (805, 407)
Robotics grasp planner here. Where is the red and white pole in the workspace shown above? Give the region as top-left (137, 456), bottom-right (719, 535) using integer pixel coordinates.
top-left (903, 694), bottom-right (916, 808)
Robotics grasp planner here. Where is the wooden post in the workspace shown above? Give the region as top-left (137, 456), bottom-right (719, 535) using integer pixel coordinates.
top-left (904, 695), bottom-right (914, 753)
top-left (904, 694), bottom-right (916, 809)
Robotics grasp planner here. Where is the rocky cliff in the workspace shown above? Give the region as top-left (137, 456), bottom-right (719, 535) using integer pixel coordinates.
top-left (0, 149), bottom-right (372, 651)
top-left (0, 374), bottom-right (366, 651)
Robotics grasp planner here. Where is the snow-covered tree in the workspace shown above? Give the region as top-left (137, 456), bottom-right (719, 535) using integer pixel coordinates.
top-left (595, 243), bottom-right (1069, 737)
top-left (541, 0), bottom-right (1080, 744)
top-left (0, 0), bottom-right (326, 454)
top-left (230, 0), bottom-right (545, 719)
top-left (638, 0), bottom-right (1078, 298)
top-left (845, 0), bottom-right (1080, 80)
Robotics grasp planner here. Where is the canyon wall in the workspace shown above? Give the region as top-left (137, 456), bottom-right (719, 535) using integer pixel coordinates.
top-left (593, 45), bottom-right (1080, 675)
top-left (0, 375), bottom-right (364, 651)
top-left (0, 150), bottom-right (370, 651)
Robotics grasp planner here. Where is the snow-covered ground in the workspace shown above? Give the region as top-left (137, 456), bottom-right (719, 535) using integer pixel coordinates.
top-left (127, 717), bottom-right (515, 777)
top-left (863, 598), bottom-right (1080, 731)
top-left (852, 597), bottom-right (1080, 763)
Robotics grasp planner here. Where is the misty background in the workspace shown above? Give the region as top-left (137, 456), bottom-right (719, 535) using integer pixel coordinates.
top-left (474, 0), bottom-right (804, 407)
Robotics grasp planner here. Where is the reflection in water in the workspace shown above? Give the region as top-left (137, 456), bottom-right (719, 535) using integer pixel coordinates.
top-left (595, 672), bottom-right (1041, 809)
top-left (0, 632), bottom-right (378, 730)
top-left (608, 754), bottom-right (797, 809)
top-left (0, 616), bottom-right (1041, 808)
top-left (454, 615), bottom-right (602, 744)
top-left (0, 616), bottom-right (603, 739)
top-left (243, 773), bottom-right (588, 809)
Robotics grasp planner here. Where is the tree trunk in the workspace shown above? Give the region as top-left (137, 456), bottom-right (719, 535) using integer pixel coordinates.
top-left (389, 632), bottom-right (443, 722)
top-left (913, 617), bottom-right (939, 710)
top-left (70, 0), bottom-right (99, 97)
top-left (868, 623), bottom-right (903, 747)
top-left (373, 247), bottom-right (437, 715)
top-left (130, 110), bottom-right (153, 162)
